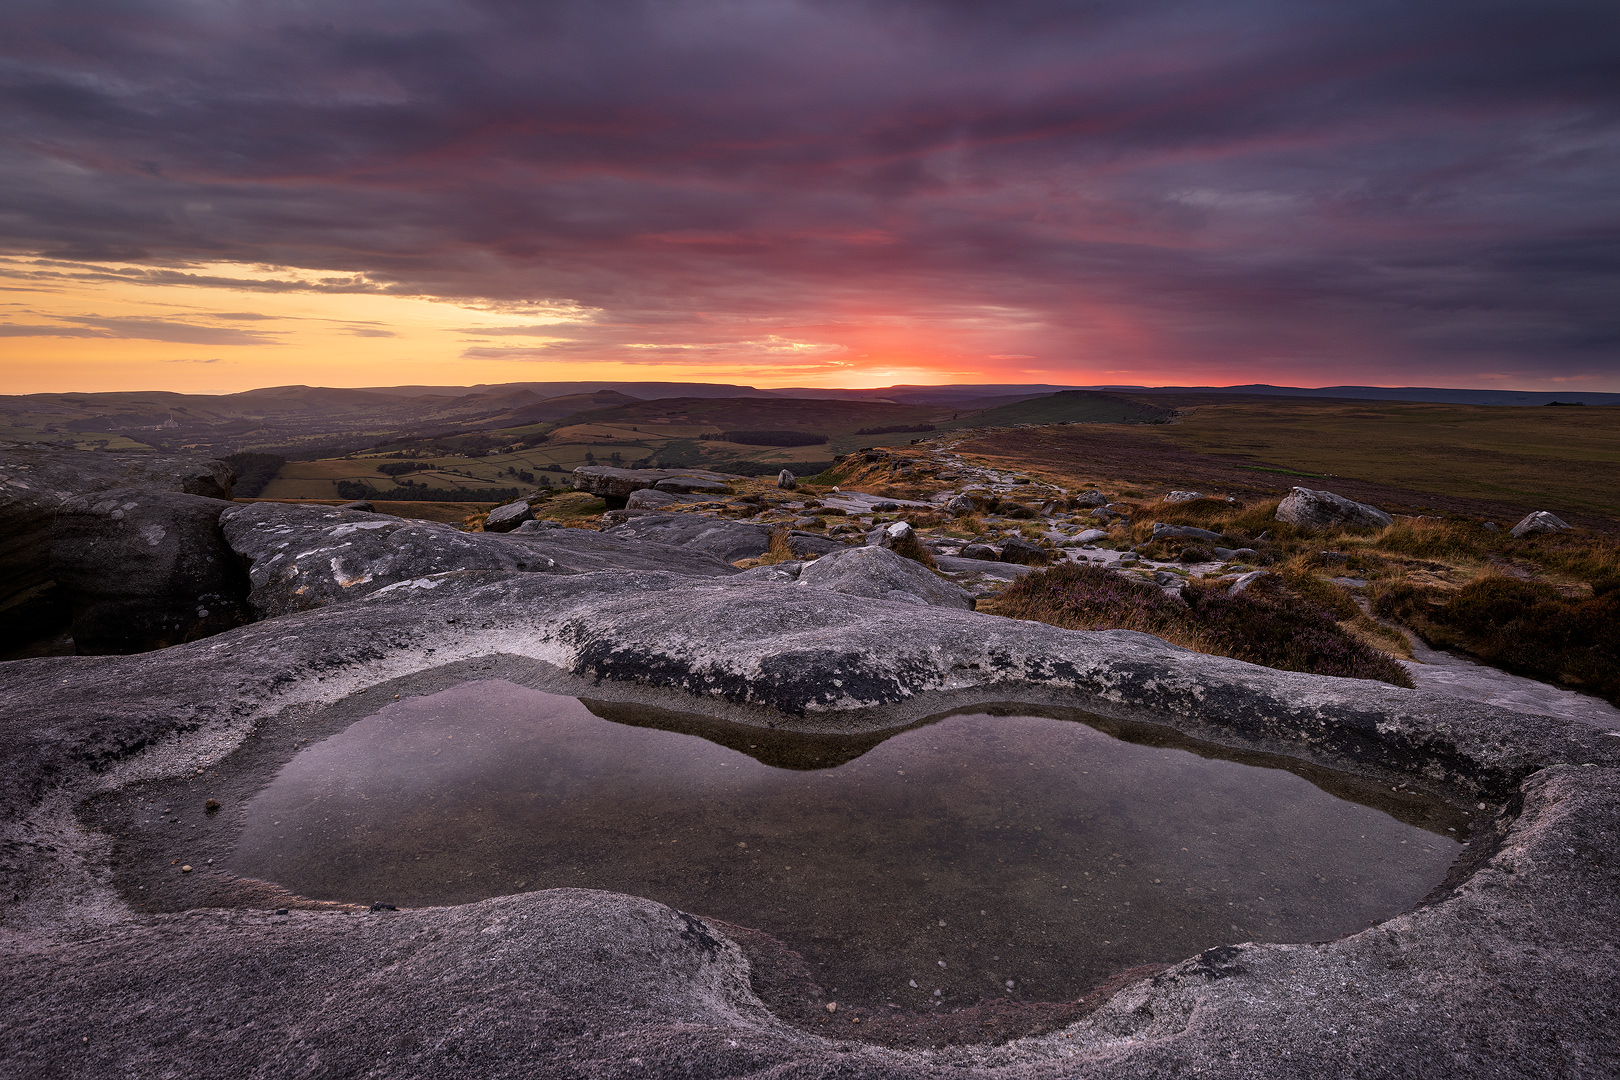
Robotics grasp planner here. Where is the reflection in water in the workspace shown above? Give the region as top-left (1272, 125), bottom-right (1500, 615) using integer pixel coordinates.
top-left (231, 680), bottom-right (1462, 1005)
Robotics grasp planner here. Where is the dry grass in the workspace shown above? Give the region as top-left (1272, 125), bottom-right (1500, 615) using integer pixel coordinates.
top-left (988, 561), bottom-right (1412, 685)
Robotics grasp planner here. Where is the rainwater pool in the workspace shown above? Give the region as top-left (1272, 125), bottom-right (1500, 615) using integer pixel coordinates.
top-left (231, 680), bottom-right (1463, 1005)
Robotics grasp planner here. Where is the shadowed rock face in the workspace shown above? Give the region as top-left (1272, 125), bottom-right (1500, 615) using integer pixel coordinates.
top-left (0, 568), bottom-right (1618, 1076)
top-left (0, 444), bottom-right (234, 654)
top-left (49, 488), bottom-right (250, 654)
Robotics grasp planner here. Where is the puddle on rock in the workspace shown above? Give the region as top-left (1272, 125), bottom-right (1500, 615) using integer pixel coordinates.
top-left (231, 680), bottom-right (1463, 1006)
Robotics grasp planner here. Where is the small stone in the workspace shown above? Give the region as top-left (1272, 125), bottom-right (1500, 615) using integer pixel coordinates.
top-left (180, 865), bottom-right (192, 873)
top-left (276, 908), bottom-right (288, 915)
top-left (204, 799), bottom-right (220, 813)
top-left (825, 1002), bottom-right (838, 1013)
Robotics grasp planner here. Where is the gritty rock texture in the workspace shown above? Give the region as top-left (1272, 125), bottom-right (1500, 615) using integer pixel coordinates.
top-left (219, 502), bottom-right (742, 617)
top-left (1509, 510), bottom-right (1571, 538)
top-left (1275, 487), bottom-right (1394, 531)
top-left (0, 444), bottom-right (234, 653)
top-left (49, 488), bottom-right (250, 654)
top-left (1, 569), bottom-right (1619, 1077)
top-left (572, 466), bottom-right (737, 505)
top-left (601, 514), bottom-right (772, 563)
top-left (1152, 523), bottom-right (1224, 543)
top-left (482, 499), bottom-right (534, 532)
top-left (797, 546), bottom-right (976, 609)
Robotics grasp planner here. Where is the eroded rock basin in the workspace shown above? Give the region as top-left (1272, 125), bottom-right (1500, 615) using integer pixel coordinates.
top-left (230, 679), bottom-right (1464, 1007)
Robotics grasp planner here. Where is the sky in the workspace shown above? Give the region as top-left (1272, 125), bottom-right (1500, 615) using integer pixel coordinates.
top-left (1, 0), bottom-right (1617, 395)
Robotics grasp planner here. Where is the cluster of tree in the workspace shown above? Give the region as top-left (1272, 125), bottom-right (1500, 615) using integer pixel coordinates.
top-left (334, 480), bottom-right (522, 503)
top-left (221, 452), bottom-right (285, 498)
top-left (377, 460), bottom-right (430, 476)
top-left (854, 422), bottom-right (935, 435)
top-left (717, 430), bottom-right (829, 446)
top-left (502, 466), bottom-right (537, 483)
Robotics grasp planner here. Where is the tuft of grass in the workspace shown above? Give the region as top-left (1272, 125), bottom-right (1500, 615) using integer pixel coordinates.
top-left (1377, 574), bottom-right (1620, 703)
top-left (989, 562), bottom-right (1411, 686)
top-left (889, 530), bottom-right (938, 569)
top-left (1372, 518), bottom-right (1486, 560)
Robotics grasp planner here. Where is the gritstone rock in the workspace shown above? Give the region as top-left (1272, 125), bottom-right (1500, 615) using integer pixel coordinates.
top-left (785, 532), bottom-right (844, 558)
top-left (572, 466), bottom-right (736, 507)
top-left (865, 521), bottom-right (914, 549)
top-left (999, 536), bottom-right (1052, 565)
top-left (1510, 511), bottom-right (1571, 538)
top-left (1151, 523), bottom-right (1225, 543)
top-left (49, 488), bottom-right (250, 654)
top-left (625, 488), bottom-right (682, 510)
top-left (653, 476), bottom-right (731, 496)
top-left (1074, 490), bottom-right (1109, 508)
top-left (1275, 487), bottom-right (1393, 531)
top-left (776, 470), bottom-right (797, 490)
top-left (483, 500), bottom-right (535, 533)
top-left (945, 494), bottom-right (975, 516)
top-left (1163, 491), bottom-right (1204, 504)
top-left (1073, 529), bottom-right (1109, 543)
top-left (796, 545), bottom-right (974, 609)
top-left (600, 515), bottom-right (772, 563)
top-left (960, 543), bottom-right (999, 561)
top-left (0, 444), bottom-right (234, 654)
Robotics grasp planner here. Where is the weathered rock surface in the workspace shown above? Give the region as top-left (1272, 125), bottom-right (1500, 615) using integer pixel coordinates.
top-left (624, 488), bottom-right (682, 510)
top-left (946, 494), bottom-right (975, 516)
top-left (1074, 490), bottom-right (1109, 508)
top-left (1151, 522), bottom-right (1225, 543)
top-left (1, 569), bottom-right (1619, 1077)
top-left (960, 542), bottom-right (999, 561)
top-left (784, 531), bottom-right (844, 558)
top-left (999, 535), bottom-right (1052, 565)
top-left (865, 520), bottom-right (916, 549)
top-left (49, 488), bottom-right (250, 654)
top-left (572, 466), bottom-right (737, 506)
top-left (797, 545), bottom-right (974, 609)
top-left (0, 444), bottom-right (234, 653)
top-left (776, 469), bottom-right (797, 490)
top-left (1275, 487), bottom-right (1393, 531)
top-left (655, 475), bottom-right (731, 496)
top-left (1072, 529), bottom-right (1109, 543)
top-left (219, 502), bottom-right (741, 616)
top-left (1510, 510), bottom-right (1571, 538)
top-left (601, 515), bottom-right (772, 563)
top-left (1162, 490), bottom-right (1204, 503)
top-left (482, 499), bottom-right (535, 532)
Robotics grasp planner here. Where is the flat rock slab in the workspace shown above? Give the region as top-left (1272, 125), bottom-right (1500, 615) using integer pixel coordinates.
top-left (2, 570), bottom-right (1619, 1077)
top-left (601, 515), bottom-right (773, 563)
top-left (797, 545), bottom-right (975, 609)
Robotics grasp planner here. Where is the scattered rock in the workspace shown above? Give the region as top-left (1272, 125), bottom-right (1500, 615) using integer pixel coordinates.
top-left (1073, 490), bottom-right (1109, 508)
top-left (866, 521), bottom-right (915, 550)
top-left (1117, 552), bottom-right (1140, 565)
top-left (1163, 491), bottom-right (1203, 504)
top-left (998, 536), bottom-right (1051, 565)
top-left (871, 501), bottom-right (900, 513)
top-left (1226, 570), bottom-right (1271, 595)
top-left (1275, 487), bottom-right (1392, 531)
top-left (49, 488), bottom-right (250, 654)
top-left (1072, 529), bottom-right (1109, 544)
top-left (1151, 523), bottom-right (1224, 543)
top-left (960, 543), bottom-right (999, 561)
top-left (483, 500), bottom-right (535, 533)
top-left (1483, 521), bottom-right (1500, 532)
top-left (945, 494), bottom-right (975, 517)
top-left (776, 470), bottom-right (797, 491)
top-left (1510, 511), bottom-right (1571, 538)
top-left (797, 546), bottom-right (974, 609)
top-left (572, 466), bottom-right (737, 507)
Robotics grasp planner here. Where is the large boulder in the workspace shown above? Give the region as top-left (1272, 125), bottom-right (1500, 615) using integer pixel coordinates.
top-left (48, 488), bottom-right (250, 654)
top-left (625, 488), bottom-right (682, 510)
top-left (999, 535), bottom-right (1052, 565)
top-left (796, 545), bottom-right (974, 609)
top-left (0, 444), bottom-right (234, 654)
top-left (572, 467), bottom-right (737, 507)
top-left (1275, 487), bottom-right (1392, 531)
top-left (482, 500), bottom-right (534, 533)
top-left (600, 515), bottom-right (772, 563)
top-left (776, 470), bottom-right (797, 490)
top-left (1510, 511), bottom-right (1571, 538)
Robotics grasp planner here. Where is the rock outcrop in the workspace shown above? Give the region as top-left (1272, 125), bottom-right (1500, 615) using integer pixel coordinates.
top-left (600, 515), bottom-right (772, 563)
top-left (1152, 522), bottom-right (1224, 543)
top-left (0, 444), bottom-right (235, 654)
top-left (49, 488), bottom-right (250, 654)
top-left (797, 545), bottom-right (974, 609)
top-left (1275, 487), bottom-right (1393, 531)
top-left (572, 466), bottom-right (737, 507)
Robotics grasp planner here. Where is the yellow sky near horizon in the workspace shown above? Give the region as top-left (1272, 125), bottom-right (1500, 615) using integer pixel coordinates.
top-left (0, 257), bottom-right (995, 395)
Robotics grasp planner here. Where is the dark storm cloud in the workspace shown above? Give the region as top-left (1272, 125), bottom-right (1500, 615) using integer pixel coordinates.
top-left (1, 0), bottom-right (1617, 383)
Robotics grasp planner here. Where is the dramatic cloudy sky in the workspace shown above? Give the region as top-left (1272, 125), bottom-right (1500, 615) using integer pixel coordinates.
top-left (2, 0), bottom-right (1617, 393)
